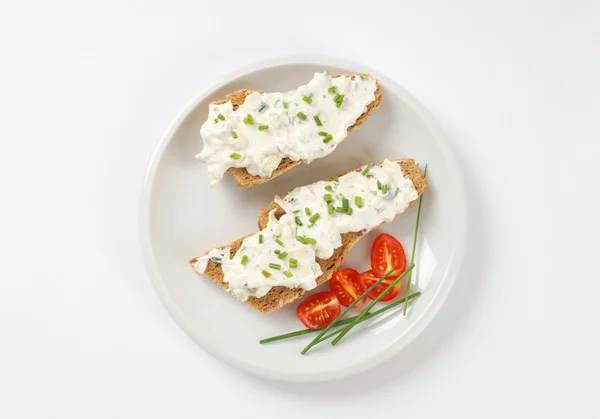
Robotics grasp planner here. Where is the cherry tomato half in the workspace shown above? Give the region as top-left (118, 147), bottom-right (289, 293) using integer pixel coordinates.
top-left (330, 268), bottom-right (367, 307)
top-left (359, 270), bottom-right (402, 302)
top-left (296, 292), bottom-right (341, 329)
top-left (370, 233), bottom-right (407, 277)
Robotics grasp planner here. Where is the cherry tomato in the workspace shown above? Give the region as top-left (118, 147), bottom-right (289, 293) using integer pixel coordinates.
top-left (359, 270), bottom-right (402, 302)
top-left (370, 233), bottom-right (407, 277)
top-left (296, 292), bottom-right (341, 329)
top-left (330, 268), bottom-right (367, 307)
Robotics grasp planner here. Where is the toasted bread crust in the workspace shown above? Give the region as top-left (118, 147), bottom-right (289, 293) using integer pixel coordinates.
top-left (210, 74), bottom-right (383, 187)
top-left (189, 159), bottom-right (427, 313)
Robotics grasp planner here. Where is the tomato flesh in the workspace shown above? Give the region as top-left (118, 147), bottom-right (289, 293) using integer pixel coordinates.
top-left (296, 292), bottom-right (341, 329)
top-left (359, 270), bottom-right (402, 302)
top-left (330, 268), bottom-right (367, 307)
top-left (370, 233), bottom-right (407, 277)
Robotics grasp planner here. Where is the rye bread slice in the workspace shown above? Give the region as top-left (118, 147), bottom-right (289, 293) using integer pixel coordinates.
top-left (208, 74), bottom-right (383, 187)
top-left (189, 159), bottom-right (427, 314)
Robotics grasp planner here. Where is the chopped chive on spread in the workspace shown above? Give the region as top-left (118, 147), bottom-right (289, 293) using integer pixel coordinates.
top-left (289, 258), bottom-right (298, 268)
top-left (313, 115), bottom-right (322, 126)
top-left (318, 131), bottom-right (328, 136)
top-left (232, 131), bottom-right (238, 139)
top-left (328, 203), bottom-right (335, 214)
top-left (361, 166), bottom-right (370, 176)
top-left (377, 180), bottom-right (382, 190)
top-left (342, 198), bottom-right (349, 209)
top-left (302, 96), bottom-right (312, 104)
top-left (218, 113), bottom-right (225, 121)
top-left (297, 112), bottom-right (307, 120)
top-left (261, 270), bottom-right (271, 278)
top-left (382, 184), bottom-right (389, 194)
top-left (324, 193), bottom-right (333, 203)
top-left (243, 114), bottom-right (254, 125)
top-left (214, 118), bottom-right (219, 123)
top-left (355, 196), bottom-right (363, 208)
top-left (336, 207), bottom-right (347, 213)
top-left (328, 86), bottom-right (337, 94)
top-left (283, 102), bottom-right (288, 109)
top-left (278, 251), bottom-right (288, 260)
top-left (325, 185), bottom-right (333, 192)
top-left (269, 263), bottom-right (281, 270)
top-left (258, 104), bottom-right (267, 112)
top-left (293, 209), bottom-right (301, 214)
top-left (241, 255), bottom-right (248, 265)
top-left (305, 237), bottom-right (317, 245)
top-left (274, 249), bottom-right (281, 255)
top-left (258, 125), bottom-right (269, 130)
top-left (295, 216), bottom-right (303, 226)
top-left (335, 94), bottom-right (345, 108)
top-left (333, 175), bottom-right (339, 183)
top-left (333, 93), bottom-right (341, 102)
top-left (230, 153), bottom-right (242, 160)
top-left (309, 213), bottom-right (320, 224)
top-left (283, 270), bottom-right (293, 278)
top-left (360, 74), bottom-right (365, 80)
top-left (258, 234), bottom-right (263, 244)
top-left (347, 208), bottom-right (353, 215)
top-left (296, 236), bottom-right (307, 244)
top-left (323, 134), bottom-right (333, 144)
top-left (305, 208), bottom-right (311, 216)
top-left (275, 238), bottom-right (284, 246)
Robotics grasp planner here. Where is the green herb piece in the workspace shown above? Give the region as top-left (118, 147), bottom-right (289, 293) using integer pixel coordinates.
top-left (258, 234), bottom-right (263, 244)
top-left (259, 292), bottom-right (421, 344)
top-left (333, 93), bottom-right (341, 102)
top-left (377, 180), bottom-right (382, 190)
top-left (274, 249), bottom-right (281, 255)
top-left (381, 184), bottom-right (389, 194)
top-left (361, 166), bottom-right (370, 176)
top-left (232, 131), bottom-right (238, 139)
top-left (296, 112), bottom-right (307, 120)
top-left (328, 203), bottom-right (334, 214)
top-left (359, 74), bottom-right (365, 80)
top-left (278, 251), bottom-right (288, 260)
top-left (333, 175), bottom-right (339, 182)
top-left (230, 153), bottom-right (241, 160)
top-left (324, 185), bottom-right (333, 192)
top-left (295, 216), bottom-right (303, 226)
top-left (283, 270), bottom-right (294, 278)
top-left (218, 113), bottom-right (225, 121)
top-left (328, 86), bottom-right (336, 94)
top-left (335, 207), bottom-right (346, 213)
top-left (214, 118), bottom-right (219, 123)
top-left (243, 114), bottom-right (254, 125)
top-left (305, 208), bottom-right (311, 216)
top-left (342, 198), bottom-right (349, 209)
top-left (346, 208), bottom-right (353, 215)
top-left (258, 104), bottom-right (267, 112)
top-left (275, 238), bottom-right (284, 246)
top-left (318, 131), bottom-right (328, 136)
top-left (289, 258), bottom-right (298, 268)
top-left (241, 255), bottom-right (248, 265)
top-left (355, 196), bottom-right (363, 208)
top-left (324, 193), bottom-right (333, 203)
top-left (335, 94), bottom-right (345, 108)
top-left (323, 134), bottom-right (333, 144)
top-left (304, 237), bottom-right (317, 245)
top-left (313, 115), bottom-right (322, 126)
top-left (403, 164), bottom-right (427, 315)
top-left (309, 213), bottom-right (320, 224)
top-left (269, 263), bottom-right (281, 270)
top-left (258, 125), bottom-right (269, 130)
top-left (331, 265), bottom-right (415, 346)
top-left (293, 209), bottom-right (301, 214)
top-left (261, 270), bottom-right (271, 278)
top-left (283, 102), bottom-right (288, 109)
top-left (302, 96), bottom-right (312, 104)
top-left (296, 236), bottom-right (307, 245)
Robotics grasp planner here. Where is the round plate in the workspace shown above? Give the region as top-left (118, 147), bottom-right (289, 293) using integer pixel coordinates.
top-left (140, 57), bottom-right (467, 382)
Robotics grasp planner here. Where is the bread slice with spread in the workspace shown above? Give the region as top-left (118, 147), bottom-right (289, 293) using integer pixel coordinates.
top-left (196, 72), bottom-right (383, 187)
top-left (190, 159), bottom-right (427, 313)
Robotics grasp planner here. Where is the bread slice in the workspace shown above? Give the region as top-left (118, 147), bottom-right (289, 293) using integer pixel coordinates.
top-left (189, 159), bottom-right (427, 313)
top-left (210, 74), bottom-right (383, 187)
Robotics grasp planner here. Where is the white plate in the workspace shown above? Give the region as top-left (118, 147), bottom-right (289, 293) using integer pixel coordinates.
top-left (140, 57), bottom-right (467, 382)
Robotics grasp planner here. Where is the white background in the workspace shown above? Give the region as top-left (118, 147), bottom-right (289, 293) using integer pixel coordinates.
top-left (1, 0), bottom-right (599, 418)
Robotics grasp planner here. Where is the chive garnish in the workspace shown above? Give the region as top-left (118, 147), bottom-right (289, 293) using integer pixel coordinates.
top-left (269, 263), bottom-right (281, 270)
top-left (328, 86), bottom-right (336, 94)
top-left (355, 196), bottom-right (363, 208)
top-left (283, 270), bottom-right (293, 278)
top-left (346, 208), bottom-right (353, 215)
top-left (324, 185), bottom-right (333, 192)
top-left (377, 180), bottom-right (382, 190)
top-left (318, 131), bottom-right (328, 136)
top-left (328, 204), bottom-right (334, 214)
top-left (274, 249), bottom-right (280, 255)
top-left (381, 184), bottom-right (389, 194)
top-left (296, 112), bottom-right (307, 120)
top-left (283, 102), bottom-right (288, 109)
top-left (241, 255), bottom-right (248, 265)
top-left (258, 104), bottom-right (267, 112)
top-left (278, 251), bottom-right (288, 260)
top-left (293, 209), bottom-right (301, 214)
top-left (302, 96), bottom-right (312, 104)
top-left (275, 238), bottom-right (284, 246)
top-left (258, 234), bottom-right (263, 244)
top-left (232, 131), bottom-right (238, 139)
top-left (335, 94), bottom-right (345, 108)
top-left (333, 93), bottom-right (341, 102)
top-left (333, 175), bottom-right (339, 182)
top-left (218, 113), bottom-right (225, 121)
top-left (359, 74), bottom-right (365, 80)
top-left (230, 153), bottom-right (241, 160)
top-left (313, 115), bottom-right (322, 126)
top-left (305, 208), bottom-right (311, 216)
top-left (296, 236), bottom-right (307, 244)
top-left (214, 118), bottom-right (219, 123)
top-left (342, 198), bottom-right (349, 209)
top-left (361, 166), bottom-right (370, 176)
top-left (323, 134), bottom-right (333, 144)
top-left (335, 207), bottom-right (346, 213)
top-left (258, 125), bottom-right (269, 130)
top-left (243, 114), bottom-right (254, 125)
top-left (324, 193), bottom-right (332, 203)
top-left (295, 216), bottom-right (303, 226)
top-left (304, 237), bottom-right (317, 245)
top-left (289, 258), bottom-right (298, 268)
top-left (261, 270), bottom-right (271, 278)
top-left (309, 213), bottom-right (320, 224)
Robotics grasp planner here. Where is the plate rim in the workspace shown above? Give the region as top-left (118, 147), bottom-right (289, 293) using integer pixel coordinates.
top-left (139, 55), bottom-right (468, 382)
